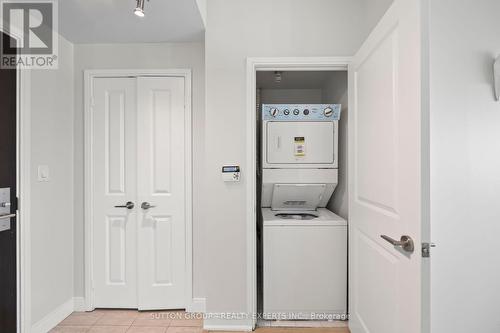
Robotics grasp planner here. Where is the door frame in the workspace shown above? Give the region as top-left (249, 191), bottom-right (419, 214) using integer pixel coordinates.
top-left (0, 24), bottom-right (32, 333)
top-left (17, 52), bottom-right (31, 333)
top-left (83, 69), bottom-right (193, 311)
top-left (245, 57), bottom-right (351, 328)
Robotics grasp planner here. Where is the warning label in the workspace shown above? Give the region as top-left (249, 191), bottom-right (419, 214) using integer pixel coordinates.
top-left (294, 137), bottom-right (305, 157)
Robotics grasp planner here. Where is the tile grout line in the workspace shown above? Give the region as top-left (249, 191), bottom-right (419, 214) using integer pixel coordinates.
top-left (130, 314), bottom-right (139, 328)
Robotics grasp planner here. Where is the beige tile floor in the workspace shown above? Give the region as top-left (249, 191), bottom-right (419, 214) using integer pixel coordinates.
top-left (51, 310), bottom-right (350, 333)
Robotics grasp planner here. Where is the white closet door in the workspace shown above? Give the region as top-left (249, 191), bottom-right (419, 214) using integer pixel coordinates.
top-left (136, 77), bottom-right (187, 310)
top-left (348, 0), bottom-right (424, 332)
top-left (92, 78), bottom-right (138, 308)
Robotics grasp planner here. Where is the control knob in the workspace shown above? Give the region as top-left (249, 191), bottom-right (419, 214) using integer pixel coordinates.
top-left (293, 109), bottom-right (300, 115)
top-left (283, 109), bottom-right (290, 115)
top-left (324, 107), bottom-right (334, 117)
top-left (269, 108), bottom-right (279, 117)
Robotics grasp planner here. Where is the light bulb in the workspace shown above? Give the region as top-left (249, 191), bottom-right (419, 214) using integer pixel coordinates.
top-left (134, 0), bottom-right (145, 17)
top-left (134, 8), bottom-right (145, 17)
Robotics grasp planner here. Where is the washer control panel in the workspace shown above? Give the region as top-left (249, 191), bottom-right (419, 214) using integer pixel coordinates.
top-left (262, 104), bottom-right (341, 121)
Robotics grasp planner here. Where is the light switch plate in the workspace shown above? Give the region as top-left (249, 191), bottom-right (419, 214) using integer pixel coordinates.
top-left (37, 165), bottom-right (50, 182)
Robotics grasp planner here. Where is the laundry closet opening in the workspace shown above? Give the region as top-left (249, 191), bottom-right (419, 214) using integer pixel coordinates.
top-left (255, 70), bottom-right (349, 327)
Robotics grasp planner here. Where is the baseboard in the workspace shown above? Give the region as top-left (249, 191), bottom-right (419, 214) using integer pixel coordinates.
top-left (186, 297), bottom-right (206, 313)
top-left (31, 298), bottom-right (74, 333)
top-left (73, 297), bottom-right (87, 312)
top-left (203, 318), bottom-right (253, 331)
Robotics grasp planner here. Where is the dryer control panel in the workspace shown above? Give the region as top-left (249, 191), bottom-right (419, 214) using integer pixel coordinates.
top-left (262, 104), bottom-right (341, 121)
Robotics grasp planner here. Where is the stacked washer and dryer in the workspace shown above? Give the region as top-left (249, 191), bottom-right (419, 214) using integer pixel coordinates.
top-left (261, 104), bottom-right (347, 320)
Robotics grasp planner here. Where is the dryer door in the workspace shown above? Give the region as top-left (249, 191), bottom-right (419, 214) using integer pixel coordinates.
top-left (266, 121), bottom-right (335, 165)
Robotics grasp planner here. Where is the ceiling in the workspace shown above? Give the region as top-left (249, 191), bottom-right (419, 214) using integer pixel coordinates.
top-left (256, 71), bottom-right (346, 90)
top-left (58, 0), bottom-right (205, 44)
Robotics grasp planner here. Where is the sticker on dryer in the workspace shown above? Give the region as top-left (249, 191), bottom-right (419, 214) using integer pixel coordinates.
top-left (294, 137), bottom-right (305, 157)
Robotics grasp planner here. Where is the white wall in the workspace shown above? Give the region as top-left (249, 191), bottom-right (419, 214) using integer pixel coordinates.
top-left (361, 0), bottom-right (394, 34)
top-left (323, 72), bottom-right (348, 219)
top-left (260, 89), bottom-right (322, 104)
top-left (195, 0), bottom-right (207, 27)
top-left (72, 42), bottom-right (206, 299)
top-left (429, 1), bottom-right (500, 332)
top-left (30, 35), bottom-right (75, 325)
top-left (204, 0), bottom-right (393, 314)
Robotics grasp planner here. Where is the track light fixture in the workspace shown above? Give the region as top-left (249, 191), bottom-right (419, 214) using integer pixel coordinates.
top-left (134, 0), bottom-right (149, 17)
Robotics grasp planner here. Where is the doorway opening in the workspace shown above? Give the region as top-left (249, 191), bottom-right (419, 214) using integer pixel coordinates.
top-left (0, 31), bottom-right (18, 333)
top-left (0, 29), bottom-right (31, 333)
top-left (248, 60), bottom-right (350, 329)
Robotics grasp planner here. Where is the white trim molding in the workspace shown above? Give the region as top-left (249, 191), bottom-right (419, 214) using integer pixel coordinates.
top-left (72, 297), bottom-right (87, 312)
top-left (30, 299), bottom-right (73, 333)
top-left (186, 297), bottom-right (206, 313)
top-left (30, 297), bottom-right (89, 333)
top-left (203, 318), bottom-right (253, 332)
top-left (18, 67), bottom-right (31, 333)
top-left (83, 69), bottom-right (194, 311)
top-left (245, 57), bottom-right (351, 330)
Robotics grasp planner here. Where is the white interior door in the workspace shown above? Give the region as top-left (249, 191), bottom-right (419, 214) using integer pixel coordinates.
top-left (92, 77), bottom-right (138, 308)
top-left (92, 76), bottom-right (187, 310)
top-left (348, 0), bottom-right (423, 332)
top-left (136, 77), bottom-right (186, 310)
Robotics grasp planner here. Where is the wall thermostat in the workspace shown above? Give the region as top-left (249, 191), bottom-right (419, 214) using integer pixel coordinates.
top-left (222, 166), bottom-right (241, 182)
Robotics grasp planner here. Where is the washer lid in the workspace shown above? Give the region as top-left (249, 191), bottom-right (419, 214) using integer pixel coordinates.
top-left (262, 208), bottom-right (347, 226)
top-left (271, 183), bottom-right (326, 211)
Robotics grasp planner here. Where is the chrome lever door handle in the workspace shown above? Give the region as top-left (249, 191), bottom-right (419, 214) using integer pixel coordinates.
top-left (114, 201), bottom-right (135, 209)
top-left (0, 213), bottom-right (16, 220)
top-left (141, 202), bottom-right (156, 210)
top-left (381, 234), bottom-right (415, 253)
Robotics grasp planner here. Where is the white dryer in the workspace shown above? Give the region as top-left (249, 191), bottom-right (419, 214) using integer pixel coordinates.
top-left (261, 104), bottom-right (347, 319)
top-left (261, 104), bottom-right (341, 211)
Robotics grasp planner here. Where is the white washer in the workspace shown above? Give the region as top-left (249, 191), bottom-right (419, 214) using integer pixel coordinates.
top-left (262, 208), bottom-right (347, 319)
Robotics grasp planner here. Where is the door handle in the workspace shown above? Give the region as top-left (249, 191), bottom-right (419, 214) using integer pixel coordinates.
top-left (381, 234), bottom-right (415, 253)
top-left (0, 213), bottom-right (16, 220)
top-left (114, 201), bottom-right (135, 209)
top-left (141, 202), bottom-right (156, 210)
